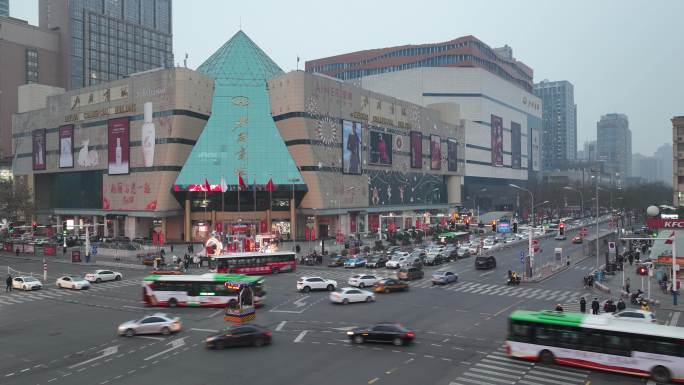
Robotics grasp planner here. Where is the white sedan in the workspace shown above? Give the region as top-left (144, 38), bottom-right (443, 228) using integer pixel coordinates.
top-left (85, 270), bottom-right (123, 283)
top-left (12, 276), bottom-right (43, 291)
top-left (296, 277), bottom-right (337, 292)
top-left (348, 274), bottom-right (381, 288)
top-left (329, 287), bottom-right (375, 304)
top-left (56, 275), bottom-right (91, 290)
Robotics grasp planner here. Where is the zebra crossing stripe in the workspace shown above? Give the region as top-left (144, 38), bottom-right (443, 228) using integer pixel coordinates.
top-left (530, 366), bottom-right (588, 378)
top-left (514, 288), bottom-right (532, 297)
top-left (524, 374), bottom-right (577, 385)
top-left (469, 284), bottom-right (493, 294)
top-left (450, 282), bottom-right (473, 291)
top-left (475, 363), bottom-right (525, 375)
top-left (462, 371), bottom-right (517, 384)
top-left (457, 283), bottom-right (479, 292)
top-left (481, 358), bottom-right (531, 370)
top-left (468, 368), bottom-right (521, 380)
top-left (525, 289), bottom-right (542, 298)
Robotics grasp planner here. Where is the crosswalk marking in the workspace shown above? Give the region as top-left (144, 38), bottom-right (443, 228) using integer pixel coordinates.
top-left (450, 345), bottom-right (590, 385)
top-left (0, 280), bottom-right (139, 307)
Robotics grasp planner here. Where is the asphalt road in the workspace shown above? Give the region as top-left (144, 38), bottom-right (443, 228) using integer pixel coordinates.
top-left (0, 224), bottom-right (677, 385)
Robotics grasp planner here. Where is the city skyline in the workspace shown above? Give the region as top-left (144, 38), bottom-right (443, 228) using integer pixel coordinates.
top-left (8, 0), bottom-right (681, 154)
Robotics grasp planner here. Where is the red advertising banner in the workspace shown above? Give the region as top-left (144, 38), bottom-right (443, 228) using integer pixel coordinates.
top-left (32, 129), bottom-right (46, 170)
top-left (410, 131), bottom-right (422, 169)
top-left (107, 117), bottom-right (130, 175)
top-left (491, 115), bottom-right (503, 167)
top-left (24, 244), bottom-right (35, 254)
top-left (59, 124), bottom-right (74, 168)
top-left (71, 250), bottom-right (82, 263)
top-left (430, 135), bottom-right (441, 170)
top-left (350, 214), bottom-right (357, 233)
top-left (3, 242), bottom-right (12, 252)
top-left (43, 245), bottom-right (56, 256)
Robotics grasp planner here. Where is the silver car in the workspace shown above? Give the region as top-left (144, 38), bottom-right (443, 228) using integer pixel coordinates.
top-left (117, 313), bottom-right (182, 337)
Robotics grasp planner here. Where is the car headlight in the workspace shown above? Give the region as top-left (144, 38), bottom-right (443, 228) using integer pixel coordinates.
top-left (205, 337), bottom-right (217, 342)
top-left (346, 331), bottom-right (354, 335)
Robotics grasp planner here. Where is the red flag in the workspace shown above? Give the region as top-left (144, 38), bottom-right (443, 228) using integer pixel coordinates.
top-left (204, 178), bottom-right (211, 192)
top-left (266, 178), bottom-right (274, 192)
top-left (305, 227), bottom-right (311, 241)
top-left (238, 174), bottom-right (246, 190)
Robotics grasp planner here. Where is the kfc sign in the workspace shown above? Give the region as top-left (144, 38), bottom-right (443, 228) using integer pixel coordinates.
top-left (647, 219), bottom-right (684, 229)
top-left (664, 221), bottom-right (684, 228)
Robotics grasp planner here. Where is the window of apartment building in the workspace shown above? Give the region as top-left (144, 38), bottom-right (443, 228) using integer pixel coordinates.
top-left (26, 49), bottom-right (39, 83)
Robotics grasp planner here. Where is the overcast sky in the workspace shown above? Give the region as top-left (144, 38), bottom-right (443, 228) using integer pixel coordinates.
top-left (10, 0), bottom-right (683, 155)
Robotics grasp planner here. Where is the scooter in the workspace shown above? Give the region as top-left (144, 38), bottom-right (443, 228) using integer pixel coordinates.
top-left (630, 289), bottom-right (644, 305)
top-left (507, 276), bottom-right (521, 286)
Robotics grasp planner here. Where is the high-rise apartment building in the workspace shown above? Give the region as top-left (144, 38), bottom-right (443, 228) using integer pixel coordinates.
top-left (534, 80), bottom-right (577, 170)
top-left (0, 17), bottom-right (63, 162)
top-left (672, 117), bottom-right (684, 205)
top-left (597, 113), bottom-right (632, 180)
top-left (654, 143), bottom-right (673, 186)
top-left (0, 0), bottom-right (9, 17)
top-left (39, 0), bottom-right (173, 89)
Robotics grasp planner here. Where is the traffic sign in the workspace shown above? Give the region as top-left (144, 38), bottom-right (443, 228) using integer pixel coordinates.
top-left (519, 250), bottom-right (524, 263)
top-left (91, 245), bottom-right (98, 256)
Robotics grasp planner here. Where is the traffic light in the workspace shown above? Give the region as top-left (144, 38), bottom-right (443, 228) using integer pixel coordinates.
top-left (32, 222), bottom-right (38, 232)
top-left (512, 222), bottom-right (518, 233)
top-left (8, 223), bottom-right (14, 233)
top-left (559, 223), bottom-right (565, 236)
top-left (636, 266), bottom-right (648, 276)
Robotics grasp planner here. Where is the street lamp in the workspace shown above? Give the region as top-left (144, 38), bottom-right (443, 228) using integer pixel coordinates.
top-left (563, 186), bottom-right (584, 219)
top-left (510, 183), bottom-right (535, 278)
top-left (591, 171), bottom-right (600, 269)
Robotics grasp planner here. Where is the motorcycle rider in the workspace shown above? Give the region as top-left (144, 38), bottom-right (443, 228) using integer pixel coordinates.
top-left (616, 298), bottom-right (626, 312)
top-left (555, 304), bottom-right (564, 312)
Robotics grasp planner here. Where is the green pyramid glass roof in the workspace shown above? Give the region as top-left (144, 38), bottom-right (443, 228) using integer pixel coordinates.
top-left (175, 30), bottom-right (303, 189)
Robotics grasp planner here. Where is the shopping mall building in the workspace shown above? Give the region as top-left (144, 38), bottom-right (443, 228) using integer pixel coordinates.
top-left (13, 31), bottom-right (465, 242)
top-left (306, 36), bottom-right (542, 210)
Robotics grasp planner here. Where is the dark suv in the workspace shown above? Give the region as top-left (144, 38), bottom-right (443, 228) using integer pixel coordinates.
top-left (397, 267), bottom-right (424, 281)
top-left (474, 255), bottom-right (496, 270)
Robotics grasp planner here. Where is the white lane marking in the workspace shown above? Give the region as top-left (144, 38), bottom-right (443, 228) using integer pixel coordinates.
top-left (275, 321), bottom-right (287, 332)
top-left (530, 365), bottom-right (589, 377)
top-left (143, 337), bottom-right (186, 361)
top-left (527, 369), bottom-right (586, 383)
top-left (670, 311), bottom-right (681, 326)
top-left (69, 346), bottom-right (118, 369)
top-left (293, 295), bottom-right (309, 307)
top-left (135, 336), bottom-right (165, 341)
top-left (294, 330), bottom-right (308, 343)
top-left (189, 328), bottom-right (218, 333)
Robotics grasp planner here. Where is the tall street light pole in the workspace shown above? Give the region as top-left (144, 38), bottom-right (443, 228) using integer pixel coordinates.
top-left (592, 171), bottom-right (600, 270)
top-left (510, 184), bottom-right (534, 278)
top-left (563, 186), bottom-right (584, 219)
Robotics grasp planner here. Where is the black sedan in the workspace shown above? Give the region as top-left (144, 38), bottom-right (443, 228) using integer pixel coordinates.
top-left (474, 255), bottom-right (496, 269)
top-left (205, 324), bottom-right (272, 349)
top-left (366, 255), bottom-right (388, 268)
top-left (347, 323), bottom-right (415, 346)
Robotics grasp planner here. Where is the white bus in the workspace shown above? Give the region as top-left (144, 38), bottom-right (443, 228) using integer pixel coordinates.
top-left (142, 273), bottom-right (265, 308)
top-left (507, 310), bottom-right (684, 383)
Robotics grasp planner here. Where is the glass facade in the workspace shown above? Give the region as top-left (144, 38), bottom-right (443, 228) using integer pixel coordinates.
top-left (174, 31), bottom-right (303, 211)
top-left (35, 171), bottom-right (103, 210)
top-left (0, 0), bottom-right (8, 17)
top-left (26, 49), bottom-right (39, 83)
top-left (68, 0), bottom-right (173, 88)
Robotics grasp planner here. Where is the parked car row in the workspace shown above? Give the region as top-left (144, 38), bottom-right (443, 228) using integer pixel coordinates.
top-left (8, 269), bottom-right (123, 292)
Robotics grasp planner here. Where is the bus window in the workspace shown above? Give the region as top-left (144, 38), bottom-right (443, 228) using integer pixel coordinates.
top-left (534, 326), bottom-right (557, 346)
top-left (509, 321), bottom-right (532, 343)
top-left (556, 328), bottom-right (582, 350)
top-left (653, 338), bottom-right (683, 357)
top-left (604, 333), bottom-right (630, 357)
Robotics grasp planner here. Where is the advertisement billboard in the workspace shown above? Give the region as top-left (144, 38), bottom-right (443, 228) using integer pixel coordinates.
top-left (32, 129), bottom-right (46, 170)
top-left (107, 117), bottom-right (130, 175)
top-left (410, 131), bottom-right (422, 169)
top-left (102, 175), bottom-right (159, 211)
top-left (59, 124), bottom-right (74, 168)
top-left (511, 121), bottom-right (521, 169)
top-left (369, 131), bottom-right (392, 165)
top-left (342, 120), bottom-right (362, 174)
top-left (430, 134), bottom-right (441, 170)
top-left (447, 138), bottom-right (458, 172)
top-left (491, 114), bottom-right (503, 167)
top-left (368, 170), bottom-right (444, 206)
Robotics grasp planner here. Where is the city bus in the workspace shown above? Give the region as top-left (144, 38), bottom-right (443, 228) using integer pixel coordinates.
top-left (209, 251), bottom-right (296, 275)
top-left (506, 310), bottom-right (684, 383)
top-left (142, 273), bottom-right (265, 308)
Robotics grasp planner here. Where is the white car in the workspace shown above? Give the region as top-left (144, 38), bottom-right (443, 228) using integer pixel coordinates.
top-left (12, 276), bottom-right (43, 291)
top-left (386, 256), bottom-right (407, 269)
top-left (296, 276), bottom-right (337, 292)
top-left (56, 275), bottom-right (91, 290)
top-left (348, 274), bottom-right (381, 288)
top-left (329, 287), bottom-right (375, 304)
top-left (85, 270), bottom-right (123, 283)
top-left (606, 310), bottom-right (657, 323)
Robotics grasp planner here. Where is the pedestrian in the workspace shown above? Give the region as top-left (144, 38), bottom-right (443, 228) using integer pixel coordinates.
top-left (591, 297), bottom-right (600, 315)
top-left (625, 277), bottom-right (630, 294)
top-left (172, 254), bottom-right (178, 265)
top-left (579, 297), bottom-right (587, 313)
top-left (193, 255), bottom-right (200, 268)
top-left (153, 258), bottom-right (158, 270)
top-left (170, 244), bottom-right (174, 253)
top-left (160, 248), bottom-right (166, 258)
top-left (6, 275), bottom-right (12, 291)
top-left (617, 298), bottom-right (626, 312)
top-left (628, 253), bottom-right (633, 266)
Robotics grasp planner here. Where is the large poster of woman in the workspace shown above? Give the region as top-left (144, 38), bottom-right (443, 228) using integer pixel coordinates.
top-left (59, 124), bottom-right (74, 168)
top-left (410, 131), bottom-right (422, 169)
top-left (447, 138), bottom-right (458, 172)
top-left (430, 134), bottom-right (441, 170)
top-left (342, 120), bottom-right (362, 174)
top-left (491, 114), bottom-right (504, 167)
top-left (369, 131), bottom-right (392, 165)
top-left (32, 129), bottom-right (46, 170)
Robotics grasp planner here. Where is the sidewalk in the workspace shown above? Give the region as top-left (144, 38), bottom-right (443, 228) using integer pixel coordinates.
top-left (0, 249), bottom-right (148, 270)
top-left (599, 261), bottom-right (681, 312)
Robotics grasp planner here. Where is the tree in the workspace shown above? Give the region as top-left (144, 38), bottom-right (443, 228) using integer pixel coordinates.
top-left (0, 180), bottom-right (34, 222)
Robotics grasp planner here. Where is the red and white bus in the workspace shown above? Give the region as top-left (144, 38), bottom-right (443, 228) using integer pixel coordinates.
top-left (209, 251), bottom-right (296, 275)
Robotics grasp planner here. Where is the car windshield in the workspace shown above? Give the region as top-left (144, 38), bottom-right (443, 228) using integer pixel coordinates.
top-left (70, 276), bottom-right (83, 281)
top-left (24, 277), bottom-right (38, 282)
top-left (433, 272), bottom-right (446, 276)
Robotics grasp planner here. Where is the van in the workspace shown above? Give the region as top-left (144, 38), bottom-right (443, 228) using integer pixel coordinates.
top-left (397, 267), bottom-right (424, 281)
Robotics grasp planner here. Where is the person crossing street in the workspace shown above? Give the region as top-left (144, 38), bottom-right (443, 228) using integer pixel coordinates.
top-left (579, 297), bottom-right (586, 313)
top-left (591, 297), bottom-right (600, 315)
top-left (6, 275), bottom-right (12, 291)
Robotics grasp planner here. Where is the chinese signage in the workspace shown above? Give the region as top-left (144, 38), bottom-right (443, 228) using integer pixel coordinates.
top-left (102, 176), bottom-right (157, 211)
top-left (70, 85), bottom-right (129, 110)
top-left (65, 103), bottom-right (136, 123)
top-left (491, 115), bottom-right (503, 167)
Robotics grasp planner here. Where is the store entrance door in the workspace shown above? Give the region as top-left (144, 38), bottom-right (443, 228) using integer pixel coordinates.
top-left (318, 224), bottom-right (329, 239)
